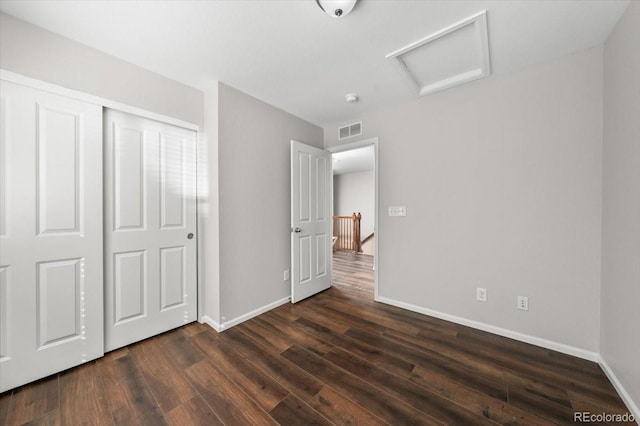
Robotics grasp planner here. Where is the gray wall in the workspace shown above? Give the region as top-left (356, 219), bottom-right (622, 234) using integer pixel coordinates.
top-left (0, 12), bottom-right (203, 126)
top-left (324, 47), bottom-right (604, 353)
top-left (217, 83), bottom-right (323, 322)
top-left (601, 0), bottom-right (640, 412)
top-left (0, 9), bottom-right (325, 331)
top-left (334, 171), bottom-right (375, 238)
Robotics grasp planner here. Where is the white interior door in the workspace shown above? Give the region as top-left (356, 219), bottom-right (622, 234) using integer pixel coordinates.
top-left (0, 81), bottom-right (104, 392)
top-left (291, 140), bottom-right (332, 303)
top-left (104, 109), bottom-right (197, 351)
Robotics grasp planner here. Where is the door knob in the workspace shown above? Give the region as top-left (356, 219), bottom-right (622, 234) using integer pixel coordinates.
top-left (187, 233), bottom-right (194, 239)
top-left (294, 227), bottom-right (302, 233)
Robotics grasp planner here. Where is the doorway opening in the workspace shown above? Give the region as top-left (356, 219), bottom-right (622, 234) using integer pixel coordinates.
top-left (329, 138), bottom-right (379, 299)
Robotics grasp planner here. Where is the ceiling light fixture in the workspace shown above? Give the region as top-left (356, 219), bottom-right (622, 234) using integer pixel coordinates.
top-left (316, 0), bottom-right (357, 18)
top-left (345, 93), bottom-right (359, 103)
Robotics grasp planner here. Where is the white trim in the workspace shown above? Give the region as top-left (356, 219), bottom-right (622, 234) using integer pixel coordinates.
top-left (376, 295), bottom-right (600, 362)
top-left (599, 356), bottom-right (640, 422)
top-left (218, 296), bottom-right (291, 331)
top-left (0, 69), bottom-right (200, 131)
top-left (418, 69), bottom-right (483, 97)
top-left (328, 137), bottom-right (380, 300)
top-left (386, 10), bottom-right (491, 97)
top-left (199, 315), bottom-right (222, 332)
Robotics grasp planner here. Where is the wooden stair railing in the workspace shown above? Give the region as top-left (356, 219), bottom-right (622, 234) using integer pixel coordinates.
top-left (333, 212), bottom-right (362, 253)
top-left (361, 232), bottom-right (374, 246)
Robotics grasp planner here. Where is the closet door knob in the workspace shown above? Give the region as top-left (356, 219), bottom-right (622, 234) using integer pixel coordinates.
top-left (187, 233), bottom-right (194, 239)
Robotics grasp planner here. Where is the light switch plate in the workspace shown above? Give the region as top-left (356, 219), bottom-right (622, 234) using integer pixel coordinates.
top-left (388, 206), bottom-right (406, 216)
top-left (476, 288), bottom-right (487, 302)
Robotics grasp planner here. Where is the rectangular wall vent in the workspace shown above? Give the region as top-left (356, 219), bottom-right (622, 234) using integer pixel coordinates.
top-left (338, 121), bottom-right (363, 140)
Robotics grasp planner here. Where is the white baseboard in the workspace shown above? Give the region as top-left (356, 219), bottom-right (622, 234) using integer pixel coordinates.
top-left (200, 296), bottom-right (291, 333)
top-left (375, 296), bottom-right (599, 362)
top-left (217, 296), bottom-right (291, 331)
top-left (599, 356), bottom-right (640, 423)
top-left (199, 315), bottom-right (221, 332)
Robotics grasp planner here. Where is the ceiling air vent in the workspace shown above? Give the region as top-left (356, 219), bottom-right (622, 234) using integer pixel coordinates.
top-left (338, 121), bottom-right (362, 140)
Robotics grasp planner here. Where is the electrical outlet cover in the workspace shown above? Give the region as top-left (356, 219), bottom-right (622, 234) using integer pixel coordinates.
top-left (517, 296), bottom-right (529, 310)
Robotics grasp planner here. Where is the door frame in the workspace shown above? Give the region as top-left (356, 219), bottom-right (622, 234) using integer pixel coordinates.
top-left (327, 137), bottom-right (379, 300)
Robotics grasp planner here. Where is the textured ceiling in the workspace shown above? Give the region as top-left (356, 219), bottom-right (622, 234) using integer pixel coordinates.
top-left (0, 0), bottom-right (630, 126)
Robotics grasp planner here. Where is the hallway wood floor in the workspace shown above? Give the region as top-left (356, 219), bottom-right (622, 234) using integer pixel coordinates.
top-left (0, 251), bottom-right (632, 425)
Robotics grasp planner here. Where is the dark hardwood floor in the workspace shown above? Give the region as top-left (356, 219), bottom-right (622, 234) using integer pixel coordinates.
top-left (0, 250), bottom-right (633, 425)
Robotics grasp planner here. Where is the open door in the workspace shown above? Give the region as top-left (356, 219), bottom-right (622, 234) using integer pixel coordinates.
top-left (291, 140), bottom-right (332, 303)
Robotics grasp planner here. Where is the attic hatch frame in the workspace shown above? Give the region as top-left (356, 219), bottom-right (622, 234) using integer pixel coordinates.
top-left (386, 10), bottom-right (491, 97)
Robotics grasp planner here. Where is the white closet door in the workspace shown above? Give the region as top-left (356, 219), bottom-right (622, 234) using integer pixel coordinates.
top-left (0, 81), bottom-right (104, 392)
top-left (104, 109), bottom-right (197, 351)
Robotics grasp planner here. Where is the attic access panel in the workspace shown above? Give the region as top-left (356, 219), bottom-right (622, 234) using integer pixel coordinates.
top-left (386, 10), bottom-right (491, 97)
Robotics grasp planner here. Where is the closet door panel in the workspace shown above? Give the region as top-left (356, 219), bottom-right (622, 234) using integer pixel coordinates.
top-left (104, 109), bottom-right (196, 351)
top-left (36, 104), bottom-right (82, 235)
top-left (0, 81), bottom-right (103, 392)
top-left (113, 124), bottom-right (145, 231)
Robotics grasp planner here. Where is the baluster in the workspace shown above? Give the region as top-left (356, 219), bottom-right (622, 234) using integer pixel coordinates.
top-left (356, 212), bottom-right (362, 253)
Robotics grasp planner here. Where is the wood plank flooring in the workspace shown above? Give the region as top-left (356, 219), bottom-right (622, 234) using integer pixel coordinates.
top-left (0, 251), bottom-right (633, 425)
